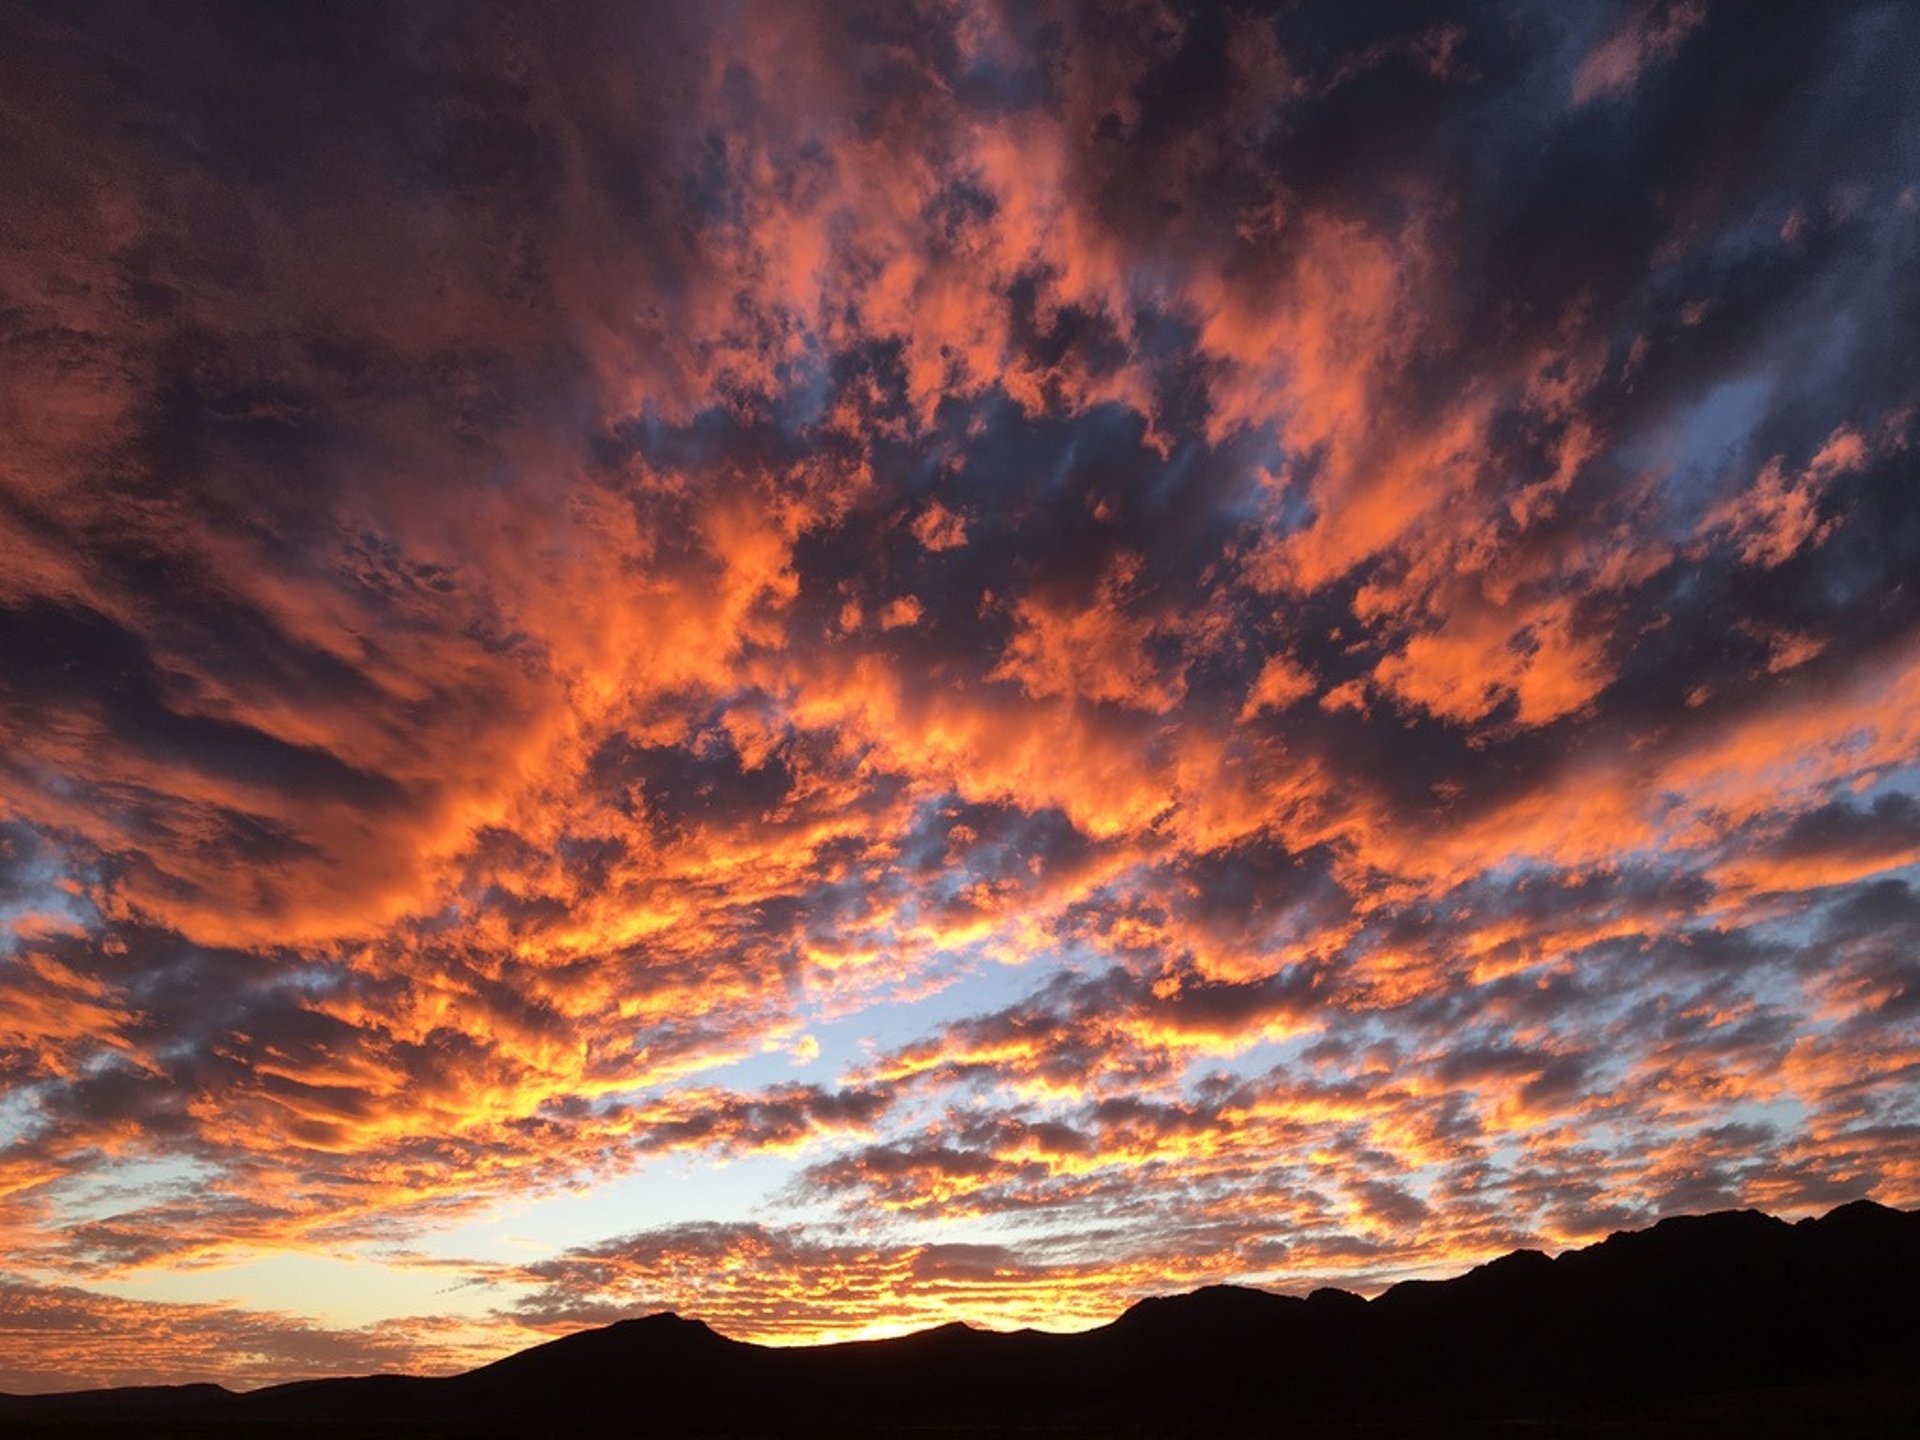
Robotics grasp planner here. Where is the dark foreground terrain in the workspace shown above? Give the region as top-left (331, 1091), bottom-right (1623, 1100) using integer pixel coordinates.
top-left (4, 1200), bottom-right (1917, 1437)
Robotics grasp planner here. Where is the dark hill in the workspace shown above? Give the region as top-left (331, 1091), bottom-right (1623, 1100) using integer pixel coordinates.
top-left (3, 1200), bottom-right (1917, 1436)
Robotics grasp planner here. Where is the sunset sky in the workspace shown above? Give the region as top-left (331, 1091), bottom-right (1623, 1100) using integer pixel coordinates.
top-left (3, 0), bottom-right (1919, 1394)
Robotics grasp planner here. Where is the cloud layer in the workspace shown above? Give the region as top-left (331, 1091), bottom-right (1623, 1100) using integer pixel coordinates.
top-left (2, 0), bottom-right (1918, 1390)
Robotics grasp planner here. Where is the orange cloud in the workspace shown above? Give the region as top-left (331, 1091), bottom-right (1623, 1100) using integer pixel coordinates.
top-left (2, 0), bottom-right (1917, 1389)
top-left (1701, 427), bottom-right (1866, 570)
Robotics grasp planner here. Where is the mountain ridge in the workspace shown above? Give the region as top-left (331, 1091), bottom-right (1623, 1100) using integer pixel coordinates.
top-left (4, 1199), bottom-right (1917, 1435)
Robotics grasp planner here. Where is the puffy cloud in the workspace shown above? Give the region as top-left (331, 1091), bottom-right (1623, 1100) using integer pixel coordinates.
top-left (1, 0), bottom-right (1918, 1388)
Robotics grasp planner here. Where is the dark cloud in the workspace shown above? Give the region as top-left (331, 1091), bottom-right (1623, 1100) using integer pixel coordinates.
top-left (0, 0), bottom-right (1917, 1387)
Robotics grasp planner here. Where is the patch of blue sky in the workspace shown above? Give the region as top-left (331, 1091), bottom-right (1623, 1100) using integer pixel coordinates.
top-left (1840, 760), bottom-right (1920, 806)
top-left (1206, 423), bottom-right (1310, 529)
top-left (0, 845), bottom-right (99, 955)
top-left (1620, 372), bottom-right (1775, 531)
top-left (635, 945), bottom-right (1051, 1101)
top-left (410, 1147), bottom-right (816, 1267)
top-left (272, 958), bottom-right (350, 996)
top-left (40, 1153), bottom-right (215, 1229)
top-left (768, 332), bottom-right (833, 436)
top-left (1725, 1093), bottom-right (1809, 1140)
top-left (1866, 854), bottom-right (1920, 892)
top-left (954, 397), bottom-right (1156, 509)
top-left (0, 1083), bottom-right (46, 1147)
top-left (1740, 895), bottom-right (1845, 966)
top-left (1176, 1025), bottom-right (1324, 1092)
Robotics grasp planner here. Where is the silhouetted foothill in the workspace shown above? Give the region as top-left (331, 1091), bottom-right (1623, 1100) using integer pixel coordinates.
top-left (3, 1201), bottom-right (1916, 1436)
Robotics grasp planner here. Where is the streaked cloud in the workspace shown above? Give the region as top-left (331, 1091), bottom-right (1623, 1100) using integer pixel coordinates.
top-left (1, 0), bottom-right (1917, 1390)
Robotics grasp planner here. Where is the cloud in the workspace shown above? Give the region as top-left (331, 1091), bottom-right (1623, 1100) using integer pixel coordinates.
top-left (0, 0), bottom-right (1917, 1385)
top-left (507, 1217), bottom-right (1292, 1343)
top-left (1571, 0), bottom-right (1709, 105)
top-left (1699, 425), bottom-right (1868, 569)
top-left (0, 1277), bottom-right (494, 1392)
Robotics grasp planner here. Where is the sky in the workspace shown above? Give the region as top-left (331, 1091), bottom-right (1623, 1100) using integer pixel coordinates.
top-left (2, 0), bottom-right (1918, 1395)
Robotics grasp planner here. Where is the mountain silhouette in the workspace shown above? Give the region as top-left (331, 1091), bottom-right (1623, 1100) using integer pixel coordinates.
top-left (4, 1200), bottom-right (1916, 1436)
